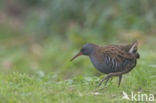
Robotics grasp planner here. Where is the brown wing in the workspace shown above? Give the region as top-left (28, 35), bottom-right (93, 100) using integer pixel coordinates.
top-left (95, 46), bottom-right (136, 62)
top-left (94, 45), bottom-right (137, 72)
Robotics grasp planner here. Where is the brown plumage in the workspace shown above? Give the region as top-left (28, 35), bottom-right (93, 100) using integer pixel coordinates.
top-left (71, 40), bottom-right (140, 87)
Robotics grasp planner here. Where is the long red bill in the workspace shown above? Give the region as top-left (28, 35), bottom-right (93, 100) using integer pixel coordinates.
top-left (70, 52), bottom-right (83, 61)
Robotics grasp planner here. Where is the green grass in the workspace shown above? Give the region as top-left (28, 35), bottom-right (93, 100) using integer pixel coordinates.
top-left (0, 32), bottom-right (156, 103)
top-left (0, 35), bottom-right (156, 103)
top-left (0, 50), bottom-right (155, 103)
top-left (1, 0), bottom-right (156, 102)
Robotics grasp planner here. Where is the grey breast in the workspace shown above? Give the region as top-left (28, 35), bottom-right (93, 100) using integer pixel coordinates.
top-left (89, 55), bottom-right (115, 74)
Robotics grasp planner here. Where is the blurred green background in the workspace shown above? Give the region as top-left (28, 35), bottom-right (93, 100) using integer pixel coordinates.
top-left (0, 0), bottom-right (156, 80)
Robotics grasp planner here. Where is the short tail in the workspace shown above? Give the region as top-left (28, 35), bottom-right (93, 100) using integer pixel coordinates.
top-left (129, 40), bottom-right (140, 59)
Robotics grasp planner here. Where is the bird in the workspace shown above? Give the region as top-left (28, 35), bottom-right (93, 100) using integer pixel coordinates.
top-left (71, 40), bottom-right (140, 87)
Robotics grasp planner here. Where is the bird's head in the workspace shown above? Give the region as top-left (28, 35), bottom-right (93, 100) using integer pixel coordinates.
top-left (71, 43), bottom-right (97, 61)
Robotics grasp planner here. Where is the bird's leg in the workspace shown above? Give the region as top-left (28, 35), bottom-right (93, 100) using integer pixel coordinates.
top-left (118, 75), bottom-right (122, 87)
top-left (99, 72), bottom-right (123, 87)
top-left (98, 74), bottom-right (110, 87)
top-left (105, 77), bottom-right (113, 86)
top-left (105, 78), bottom-right (109, 86)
